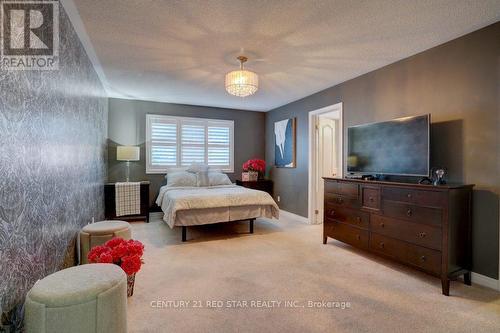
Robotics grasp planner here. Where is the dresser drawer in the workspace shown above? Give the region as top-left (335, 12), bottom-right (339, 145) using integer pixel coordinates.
top-left (381, 187), bottom-right (447, 208)
top-left (362, 187), bottom-right (380, 210)
top-left (325, 180), bottom-right (359, 197)
top-left (324, 205), bottom-right (369, 229)
top-left (371, 215), bottom-right (442, 250)
top-left (325, 220), bottom-right (369, 250)
top-left (382, 200), bottom-right (442, 226)
top-left (404, 243), bottom-right (442, 276)
top-left (325, 193), bottom-right (361, 209)
top-left (370, 233), bottom-right (441, 276)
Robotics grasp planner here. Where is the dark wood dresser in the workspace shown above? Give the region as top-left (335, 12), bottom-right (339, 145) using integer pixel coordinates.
top-left (323, 177), bottom-right (473, 295)
top-left (104, 181), bottom-right (150, 222)
top-left (236, 179), bottom-right (273, 196)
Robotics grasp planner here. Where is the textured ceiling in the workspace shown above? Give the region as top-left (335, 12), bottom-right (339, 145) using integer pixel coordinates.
top-left (66, 0), bottom-right (500, 111)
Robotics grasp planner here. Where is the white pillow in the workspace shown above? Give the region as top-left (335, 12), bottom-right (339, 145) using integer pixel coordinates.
top-left (187, 163), bottom-right (209, 173)
top-left (196, 171), bottom-right (210, 187)
top-left (167, 171), bottom-right (197, 187)
top-left (208, 172), bottom-right (232, 186)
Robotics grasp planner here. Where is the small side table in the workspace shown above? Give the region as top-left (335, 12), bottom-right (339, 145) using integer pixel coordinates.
top-left (236, 179), bottom-right (273, 196)
top-left (104, 181), bottom-right (150, 222)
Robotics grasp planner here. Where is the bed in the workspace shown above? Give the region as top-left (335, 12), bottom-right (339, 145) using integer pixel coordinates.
top-left (156, 182), bottom-right (279, 241)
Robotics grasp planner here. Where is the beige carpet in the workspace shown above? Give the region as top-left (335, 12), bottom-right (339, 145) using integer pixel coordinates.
top-left (127, 213), bottom-right (500, 333)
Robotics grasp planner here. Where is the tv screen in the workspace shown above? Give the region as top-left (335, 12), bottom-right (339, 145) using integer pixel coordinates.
top-left (347, 115), bottom-right (430, 176)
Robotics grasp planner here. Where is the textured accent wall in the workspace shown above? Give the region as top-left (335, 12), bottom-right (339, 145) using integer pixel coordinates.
top-left (107, 98), bottom-right (265, 208)
top-left (265, 22), bottom-right (500, 278)
top-left (0, 5), bottom-right (107, 327)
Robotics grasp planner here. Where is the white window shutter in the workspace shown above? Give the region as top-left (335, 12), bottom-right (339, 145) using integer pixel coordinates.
top-left (146, 115), bottom-right (178, 173)
top-left (207, 124), bottom-right (231, 169)
top-left (181, 122), bottom-right (205, 165)
top-left (146, 115), bottom-right (234, 173)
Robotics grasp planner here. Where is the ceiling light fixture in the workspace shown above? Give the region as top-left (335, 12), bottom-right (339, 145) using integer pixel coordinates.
top-left (225, 56), bottom-right (258, 97)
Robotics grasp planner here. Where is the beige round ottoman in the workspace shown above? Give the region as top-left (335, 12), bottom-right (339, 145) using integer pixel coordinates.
top-left (80, 220), bottom-right (131, 264)
top-left (24, 264), bottom-right (127, 333)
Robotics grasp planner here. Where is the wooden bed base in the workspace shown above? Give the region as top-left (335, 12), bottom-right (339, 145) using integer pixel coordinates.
top-left (181, 218), bottom-right (255, 242)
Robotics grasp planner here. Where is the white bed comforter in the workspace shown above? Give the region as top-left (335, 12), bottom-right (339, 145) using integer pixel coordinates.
top-left (156, 185), bottom-right (280, 228)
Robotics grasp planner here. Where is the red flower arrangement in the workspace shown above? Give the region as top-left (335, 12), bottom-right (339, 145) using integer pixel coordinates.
top-left (88, 238), bottom-right (144, 276)
top-left (242, 159), bottom-right (266, 174)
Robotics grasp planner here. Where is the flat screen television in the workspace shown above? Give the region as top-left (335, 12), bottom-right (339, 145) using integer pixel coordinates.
top-left (347, 114), bottom-right (430, 177)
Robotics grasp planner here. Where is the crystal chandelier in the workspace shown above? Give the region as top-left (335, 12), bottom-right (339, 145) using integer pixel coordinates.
top-left (225, 56), bottom-right (258, 97)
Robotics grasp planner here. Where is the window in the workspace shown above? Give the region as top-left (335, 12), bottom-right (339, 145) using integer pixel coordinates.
top-left (146, 114), bottom-right (234, 173)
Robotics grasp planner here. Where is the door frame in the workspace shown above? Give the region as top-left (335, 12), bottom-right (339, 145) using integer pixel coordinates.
top-left (307, 102), bottom-right (343, 224)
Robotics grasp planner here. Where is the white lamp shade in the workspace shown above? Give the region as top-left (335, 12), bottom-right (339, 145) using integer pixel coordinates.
top-left (117, 146), bottom-right (140, 161)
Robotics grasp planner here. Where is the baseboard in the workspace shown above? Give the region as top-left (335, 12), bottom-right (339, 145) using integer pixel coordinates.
top-left (279, 210), bottom-right (309, 224)
top-left (471, 272), bottom-right (500, 291)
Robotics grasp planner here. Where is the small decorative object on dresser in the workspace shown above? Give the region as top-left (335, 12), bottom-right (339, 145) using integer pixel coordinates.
top-left (236, 179), bottom-right (273, 197)
top-left (432, 167), bottom-right (447, 185)
top-left (105, 181), bottom-right (150, 222)
top-left (323, 177), bottom-right (474, 296)
top-left (242, 158), bottom-right (266, 181)
top-left (87, 237), bottom-right (145, 297)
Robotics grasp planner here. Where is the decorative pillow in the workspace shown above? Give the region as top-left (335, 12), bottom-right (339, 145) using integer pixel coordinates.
top-left (166, 171), bottom-right (197, 187)
top-left (208, 172), bottom-right (232, 186)
top-left (196, 171), bottom-right (210, 187)
top-left (187, 163), bottom-right (209, 173)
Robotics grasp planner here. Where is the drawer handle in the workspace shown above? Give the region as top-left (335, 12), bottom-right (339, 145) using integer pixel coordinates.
top-left (356, 216), bottom-right (361, 223)
top-left (420, 255), bottom-right (426, 262)
top-left (407, 193), bottom-right (412, 199)
top-left (369, 196), bottom-right (374, 202)
top-left (330, 210), bottom-right (335, 216)
top-left (356, 234), bottom-right (361, 240)
top-left (419, 232), bottom-right (426, 238)
top-left (337, 198), bottom-right (343, 204)
top-left (379, 242), bottom-right (385, 249)
top-left (406, 209), bottom-right (412, 217)
top-left (379, 222), bottom-right (385, 228)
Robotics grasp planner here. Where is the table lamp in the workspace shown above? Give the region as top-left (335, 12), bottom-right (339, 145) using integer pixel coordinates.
top-left (117, 146), bottom-right (140, 182)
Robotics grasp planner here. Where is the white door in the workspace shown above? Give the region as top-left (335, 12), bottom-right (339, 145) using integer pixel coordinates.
top-left (315, 117), bottom-right (339, 223)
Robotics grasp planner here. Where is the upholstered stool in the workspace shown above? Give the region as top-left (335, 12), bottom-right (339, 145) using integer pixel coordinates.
top-left (80, 220), bottom-right (131, 264)
top-left (24, 264), bottom-right (127, 333)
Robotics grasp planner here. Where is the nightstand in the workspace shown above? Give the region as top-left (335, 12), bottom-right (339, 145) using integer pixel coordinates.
top-left (236, 179), bottom-right (273, 196)
top-left (104, 181), bottom-right (150, 222)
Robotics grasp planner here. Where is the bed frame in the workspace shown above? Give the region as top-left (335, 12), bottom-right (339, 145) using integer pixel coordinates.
top-left (181, 218), bottom-right (255, 242)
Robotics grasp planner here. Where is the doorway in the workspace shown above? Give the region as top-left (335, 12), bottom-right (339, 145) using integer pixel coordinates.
top-left (308, 103), bottom-right (343, 224)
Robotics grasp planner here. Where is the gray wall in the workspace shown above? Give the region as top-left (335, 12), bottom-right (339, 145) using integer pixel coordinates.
top-left (108, 98), bottom-right (266, 206)
top-left (265, 22), bottom-right (500, 278)
top-left (0, 6), bottom-right (108, 328)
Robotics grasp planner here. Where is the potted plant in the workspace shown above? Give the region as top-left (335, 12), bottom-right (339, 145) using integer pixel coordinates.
top-left (242, 159), bottom-right (266, 181)
top-left (87, 238), bottom-right (144, 296)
